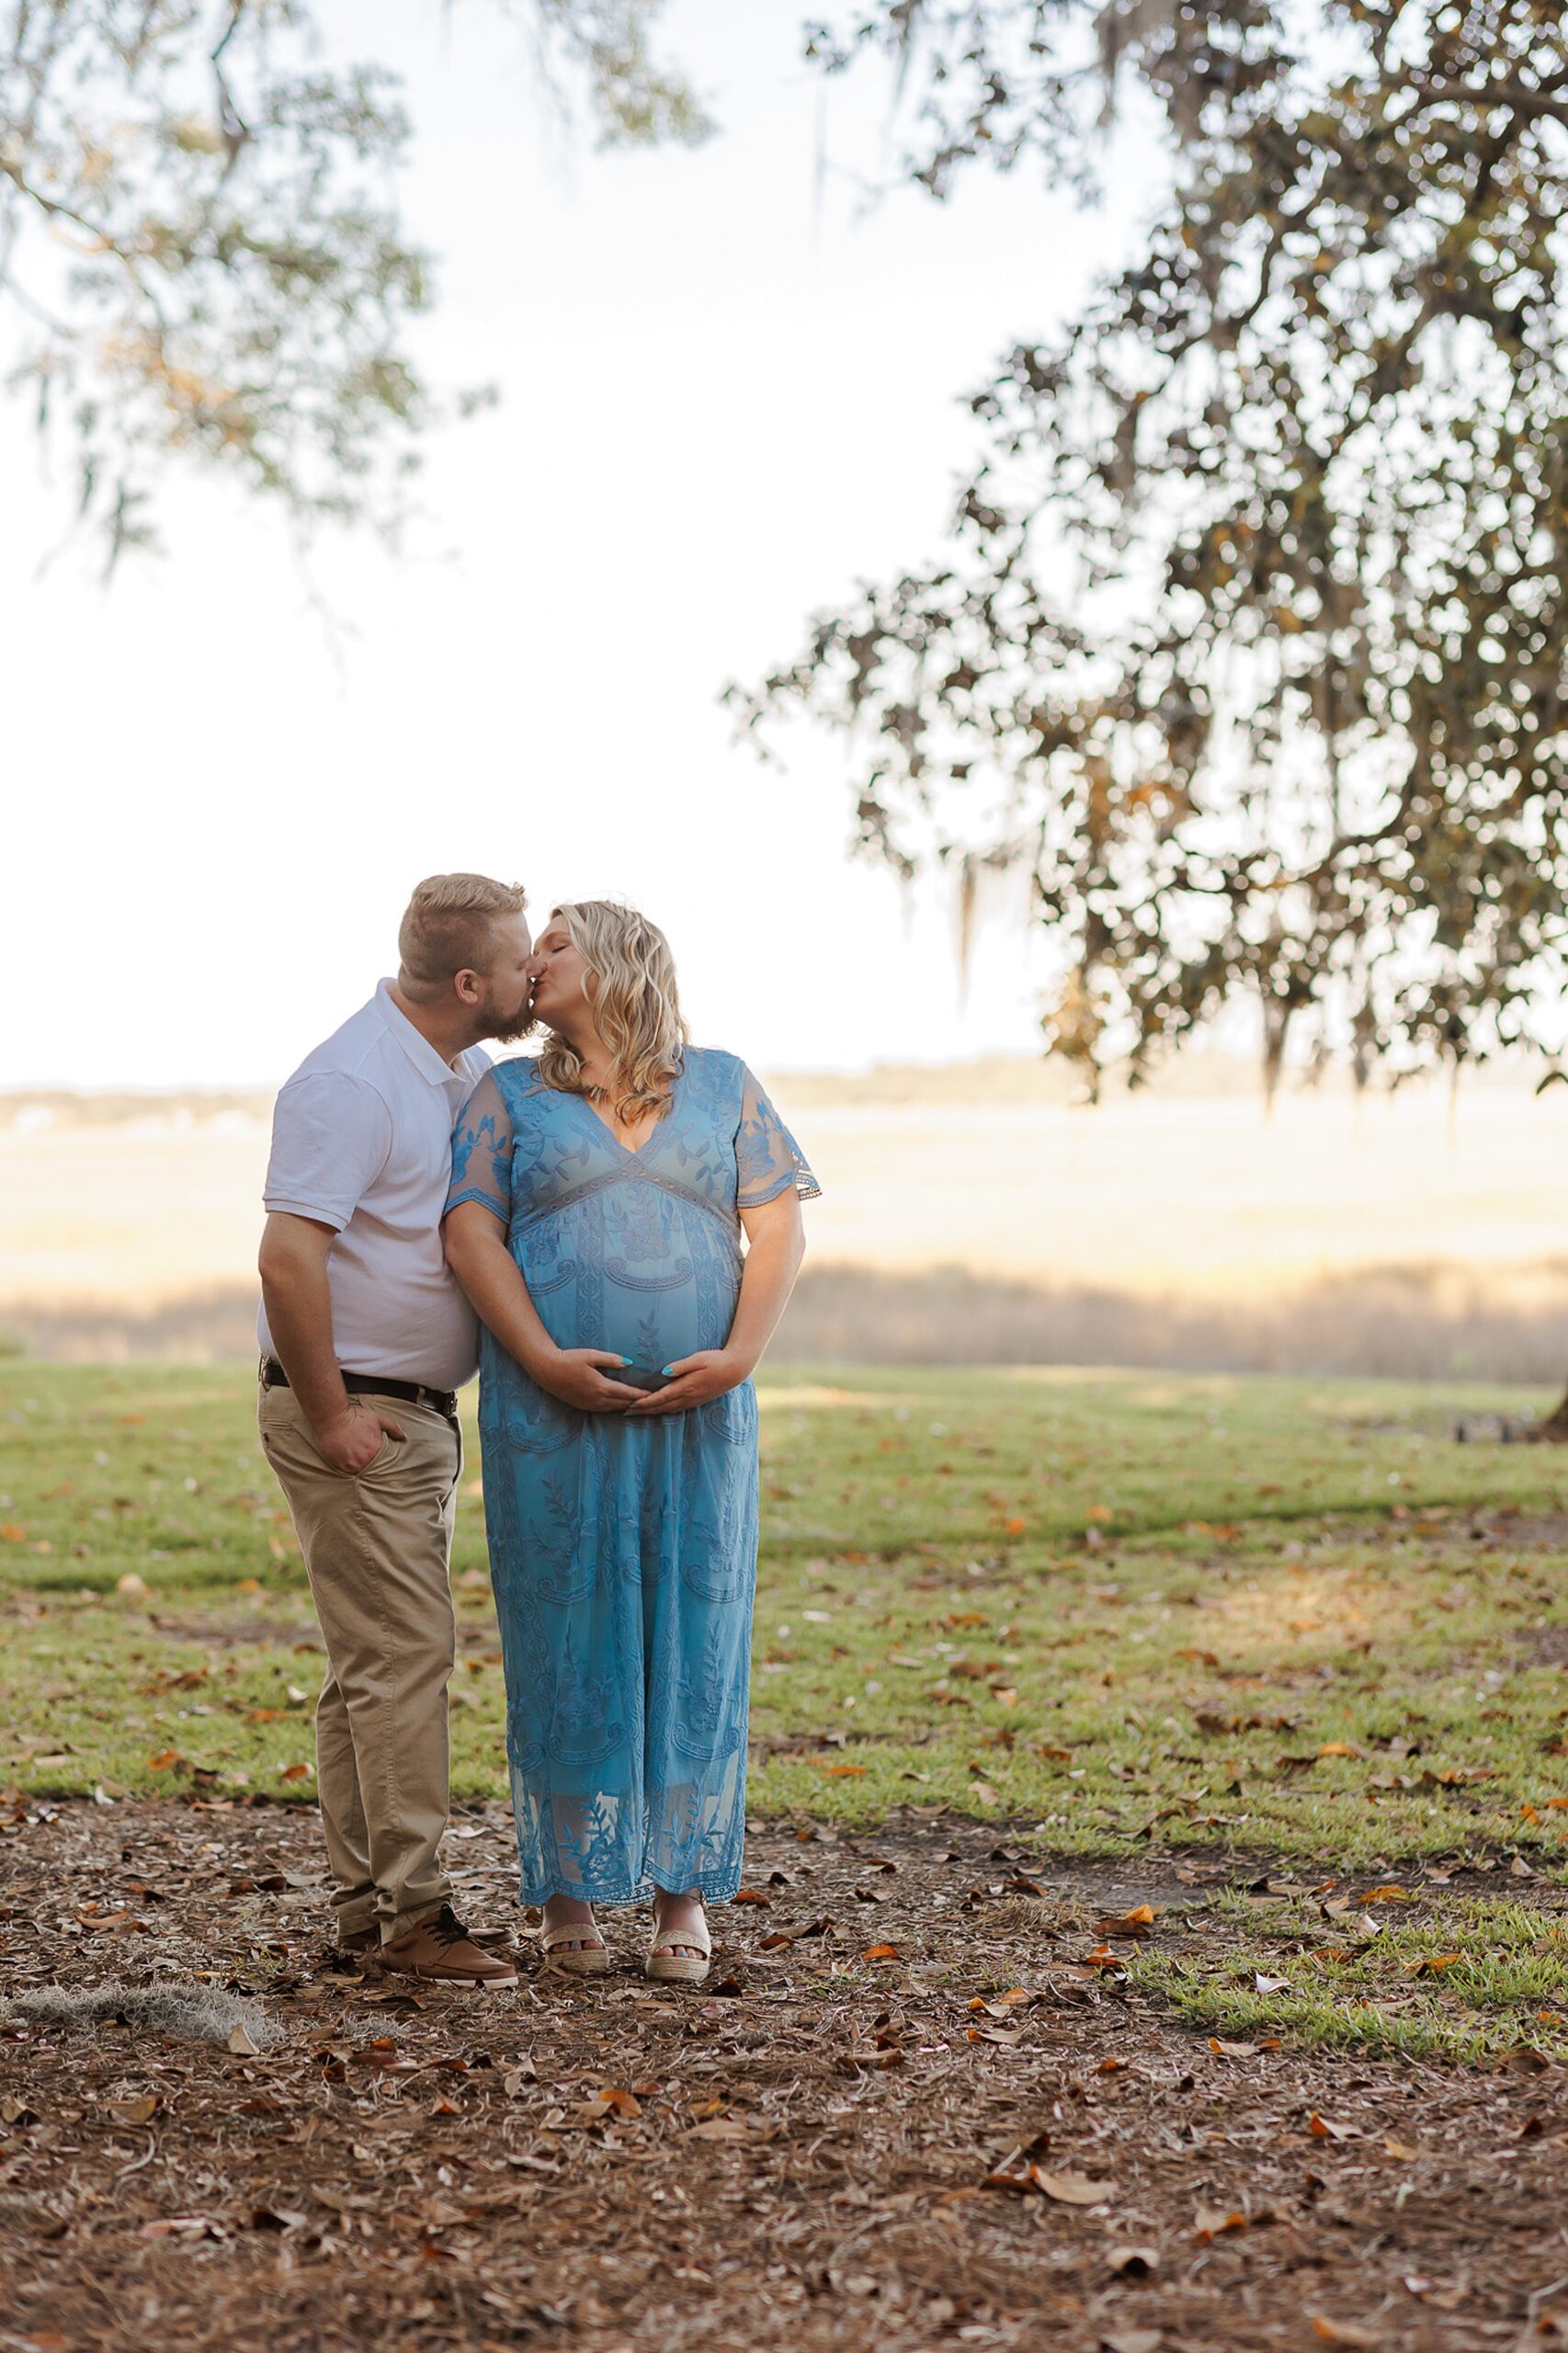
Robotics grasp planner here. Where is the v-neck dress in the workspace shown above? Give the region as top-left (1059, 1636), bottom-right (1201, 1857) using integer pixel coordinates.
top-left (446, 1047), bottom-right (819, 1905)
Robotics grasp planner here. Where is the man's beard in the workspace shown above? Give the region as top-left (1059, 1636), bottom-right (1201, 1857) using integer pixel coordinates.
top-left (485, 996), bottom-right (538, 1044)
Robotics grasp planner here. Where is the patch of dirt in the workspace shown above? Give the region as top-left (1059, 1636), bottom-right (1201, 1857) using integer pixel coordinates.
top-left (138, 1613), bottom-right (322, 1648)
top-left (2, 1799), bottom-right (1567, 2352)
top-left (1524, 1623), bottom-right (1568, 1670)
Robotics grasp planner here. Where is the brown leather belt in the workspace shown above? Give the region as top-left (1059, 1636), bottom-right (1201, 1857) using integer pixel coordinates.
top-left (259, 1356), bottom-right (459, 1423)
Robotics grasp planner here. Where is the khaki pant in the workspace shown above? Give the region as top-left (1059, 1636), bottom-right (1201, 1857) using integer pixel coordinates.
top-left (257, 1382), bottom-right (461, 1942)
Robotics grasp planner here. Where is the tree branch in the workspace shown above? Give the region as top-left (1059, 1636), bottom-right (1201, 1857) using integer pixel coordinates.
top-left (1412, 75), bottom-right (1568, 131)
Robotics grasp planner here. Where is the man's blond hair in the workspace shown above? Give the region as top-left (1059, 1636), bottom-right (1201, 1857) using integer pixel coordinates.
top-left (397, 874), bottom-right (528, 1003)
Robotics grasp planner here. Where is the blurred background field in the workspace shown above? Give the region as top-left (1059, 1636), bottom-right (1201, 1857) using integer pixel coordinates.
top-left (4, 1057), bottom-right (1564, 1381)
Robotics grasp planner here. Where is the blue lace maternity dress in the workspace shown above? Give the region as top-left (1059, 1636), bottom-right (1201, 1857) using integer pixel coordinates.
top-left (445, 1048), bottom-right (818, 1905)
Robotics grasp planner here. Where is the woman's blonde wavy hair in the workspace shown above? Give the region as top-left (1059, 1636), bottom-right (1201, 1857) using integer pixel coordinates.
top-left (534, 899), bottom-right (688, 1124)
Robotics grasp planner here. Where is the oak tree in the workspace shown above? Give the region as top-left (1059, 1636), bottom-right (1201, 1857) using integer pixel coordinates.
top-left (0, 0), bottom-right (708, 563)
top-left (739, 0), bottom-right (1568, 1102)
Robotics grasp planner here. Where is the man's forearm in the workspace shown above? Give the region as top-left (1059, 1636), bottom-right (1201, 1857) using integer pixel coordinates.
top-left (261, 1259), bottom-right (351, 1435)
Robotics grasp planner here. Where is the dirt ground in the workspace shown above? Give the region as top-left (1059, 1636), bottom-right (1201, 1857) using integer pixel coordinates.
top-left (3, 1797), bottom-right (1567, 2353)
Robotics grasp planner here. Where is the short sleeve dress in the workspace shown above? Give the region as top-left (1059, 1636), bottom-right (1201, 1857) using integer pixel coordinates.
top-left (446, 1047), bottom-right (818, 1906)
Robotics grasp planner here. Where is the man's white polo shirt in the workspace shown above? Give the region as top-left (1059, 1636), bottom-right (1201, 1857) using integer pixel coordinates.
top-left (257, 981), bottom-right (494, 1391)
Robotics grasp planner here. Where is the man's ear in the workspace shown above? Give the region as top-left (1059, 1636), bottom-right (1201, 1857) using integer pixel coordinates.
top-left (453, 967), bottom-right (484, 1007)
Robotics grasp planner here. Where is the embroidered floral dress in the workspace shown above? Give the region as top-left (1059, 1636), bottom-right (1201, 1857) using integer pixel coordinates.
top-left (446, 1048), bottom-right (818, 1905)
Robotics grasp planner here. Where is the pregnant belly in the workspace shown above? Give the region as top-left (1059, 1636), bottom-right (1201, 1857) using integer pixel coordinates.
top-left (517, 1244), bottom-right (739, 1369)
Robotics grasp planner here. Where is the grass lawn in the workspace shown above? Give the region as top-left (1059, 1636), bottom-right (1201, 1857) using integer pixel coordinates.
top-left (5, 1359), bottom-right (1568, 2062)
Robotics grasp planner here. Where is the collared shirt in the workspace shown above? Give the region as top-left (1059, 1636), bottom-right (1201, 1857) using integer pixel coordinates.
top-left (257, 981), bottom-right (493, 1389)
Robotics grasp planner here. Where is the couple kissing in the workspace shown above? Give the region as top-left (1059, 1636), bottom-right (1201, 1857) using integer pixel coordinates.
top-left (256, 874), bottom-right (817, 1988)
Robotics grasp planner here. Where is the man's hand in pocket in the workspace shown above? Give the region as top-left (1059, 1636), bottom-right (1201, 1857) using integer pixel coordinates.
top-left (315, 1401), bottom-right (406, 1474)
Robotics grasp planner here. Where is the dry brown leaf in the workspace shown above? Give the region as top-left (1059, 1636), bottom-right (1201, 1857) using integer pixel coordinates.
top-left (1309, 2112), bottom-right (1359, 2141)
top-left (228, 2023), bottom-right (260, 2057)
top-left (105, 2095), bottom-right (161, 2126)
top-left (1026, 2165), bottom-right (1111, 2202)
top-left (595, 2086), bottom-right (642, 2119)
top-left (1101, 2332), bottom-right (1162, 2353)
top-left (1193, 2206), bottom-right (1249, 2241)
top-left (1310, 2318), bottom-right (1381, 2347)
top-left (1208, 2038), bottom-right (1258, 2058)
top-left (687, 2118), bottom-right (754, 2142)
top-left (1034, 2168), bottom-right (1117, 2205)
top-left (1097, 1904), bottom-right (1160, 1936)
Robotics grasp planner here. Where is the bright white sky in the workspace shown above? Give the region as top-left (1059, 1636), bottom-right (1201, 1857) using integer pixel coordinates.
top-left (2, 0), bottom-right (1161, 1089)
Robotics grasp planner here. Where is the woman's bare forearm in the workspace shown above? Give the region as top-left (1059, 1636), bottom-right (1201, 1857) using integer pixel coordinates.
top-left (725, 1199), bottom-right (806, 1372)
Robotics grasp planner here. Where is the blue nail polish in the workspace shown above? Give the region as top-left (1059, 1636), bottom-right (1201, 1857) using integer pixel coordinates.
top-left (619, 1356), bottom-right (633, 1365)
top-left (660, 1366), bottom-right (674, 1378)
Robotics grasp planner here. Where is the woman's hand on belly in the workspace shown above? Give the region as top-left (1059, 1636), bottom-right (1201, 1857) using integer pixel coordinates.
top-left (529, 1347), bottom-right (646, 1412)
top-left (623, 1347), bottom-right (753, 1415)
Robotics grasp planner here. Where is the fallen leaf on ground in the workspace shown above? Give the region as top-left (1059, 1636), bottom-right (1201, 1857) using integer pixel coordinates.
top-left (1310, 2318), bottom-right (1381, 2347)
top-left (1034, 2169), bottom-right (1117, 2205)
top-left (105, 2096), bottom-right (160, 2126)
top-left (591, 2086), bottom-right (642, 2119)
top-left (1310, 2112), bottom-right (1360, 2141)
top-left (1193, 2206), bottom-right (1249, 2241)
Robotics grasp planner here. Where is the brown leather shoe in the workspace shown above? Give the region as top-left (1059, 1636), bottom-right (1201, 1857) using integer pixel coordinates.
top-left (381, 1903), bottom-right (518, 1986)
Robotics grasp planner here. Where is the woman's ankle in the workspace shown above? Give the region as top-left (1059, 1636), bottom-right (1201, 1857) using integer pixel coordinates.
top-left (544, 1893), bottom-right (597, 1921)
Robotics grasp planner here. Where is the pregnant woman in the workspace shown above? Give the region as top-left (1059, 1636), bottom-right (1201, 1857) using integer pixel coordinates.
top-left (442, 900), bottom-right (815, 1984)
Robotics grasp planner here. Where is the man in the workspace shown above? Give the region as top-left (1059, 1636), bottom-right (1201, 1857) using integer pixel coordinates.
top-left (257, 874), bottom-right (534, 1985)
